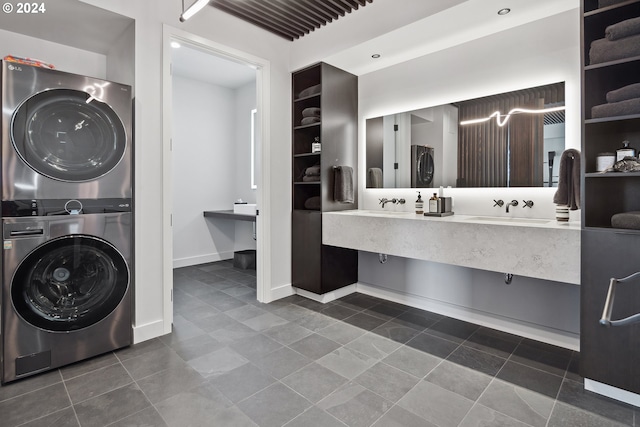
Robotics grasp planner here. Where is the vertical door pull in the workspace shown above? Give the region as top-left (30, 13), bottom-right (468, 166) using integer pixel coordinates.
top-left (600, 271), bottom-right (640, 327)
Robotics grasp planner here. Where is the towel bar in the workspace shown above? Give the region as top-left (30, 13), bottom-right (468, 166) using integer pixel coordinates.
top-left (600, 271), bottom-right (640, 327)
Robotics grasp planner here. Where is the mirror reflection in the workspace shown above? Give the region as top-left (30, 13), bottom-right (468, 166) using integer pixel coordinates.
top-left (365, 82), bottom-right (565, 188)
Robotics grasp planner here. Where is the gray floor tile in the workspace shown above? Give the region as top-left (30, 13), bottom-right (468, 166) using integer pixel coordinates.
top-left (446, 345), bottom-right (506, 376)
top-left (318, 321), bottom-right (367, 345)
top-left (155, 381), bottom-right (234, 427)
top-left (263, 322), bottom-right (313, 345)
top-left (60, 352), bottom-right (119, 380)
top-left (317, 346), bottom-right (378, 380)
top-left (321, 304), bottom-right (360, 320)
top-left (115, 338), bottom-right (167, 362)
top-left (393, 310), bottom-right (439, 331)
top-left (74, 383), bottom-right (150, 427)
top-left (174, 278), bottom-right (213, 297)
top-left (190, 312), bottom-right (238, 333)
top-left (463, 327), bottom-right (522, 359)
top-left (243, 312), bottom-right (289, 331)
top-left (188, 346), bottom-right (249, 378)
top-left (556, 378), bottom-right (635, 425)
top-left (221, 284), bottom-right (256, 298)
top-left (284, 406), bottom-right (346, 427)
top-left (343, 312), bottom-right (388, 331)
top-left (253, 346), bottom-right (311, 379)
top-left (354, 362), bottom-right (420, 403)
top-left (271, 304), bottom-right (312, 321)
top-left (198, 406), bottom-right (259, 426)
top-left (372, 405), bottom-right (438, 427)
top-left (496, 360), bottom-right (563, 398)
top-left (425, 360), bottom-right (492, 401)
top-left (371, 320), bottom-right (421, 344)
top-left (209, 320), bottom-right (259, 344)
top-left (459, 403), bottom-right (532, 427)
top-left (237, 382), bottom-right (312, 427)
top-left (200, 292), bottom-right (246, 312)
top-left (318, 382), bottom-right (393, 427)
top-left (282, 362), bottom-right (348, 403)
top-left (335, 294), bottom-right (381, 311)
top-left (296, 311), bottom-right (338, 332)
top-left (345, 332), bottom-right (402, 360)
top-left (426, 317), bottom-right (480, 344)
top-left (229, 334), bottom-right (283, 362)
top-left (397, 380), bottom-right (474, 427)
top-left (121, 346), bottom-right (186, 381)
top-left (0, 382), bottom-right (71, 427)
top-left (510, 339), bottom-right (573, 377)
top-left (406, 331), bottom-right (459, 359)
top-left (159, 316), bottom-right (207, 345)
top-left (0, 368), bottom-right (62, 402)
top-left (210, 363), bottom-right (276, 403)
top-left (136, 363), bottom-right (205, 404)
top-left (478, 379), bottom-right (555, 427)
top-left (178, 304), bottom-right (221, 322)
top-left (565, 352), bottom-right (582, 383)
top-left (65, 363), bottom-right (133, 404)
top-left (168, 333), bottom-right (224, 361)
top-left (225, 304), bottom-right (268, 322)
top-left (548, 401), bottom-right (631, 427)
top-left (363, 302), bottom-right (406, 321)
top-left (289, 333), bottom-right (342, 360)
top-left (107, 407), bottom-right (169, 427)
top-left (382, 345), bottom-right (441, 378)
top-left (19, 407), bottom-right (79, 427)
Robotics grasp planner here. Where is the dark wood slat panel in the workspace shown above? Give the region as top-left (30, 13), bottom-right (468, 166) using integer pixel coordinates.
top-left (241, 0), bottom-right (311, 35)
top-left (211, 2), bottom-right (298, 40)
top-left (270, 0), bottom-right (325, 28)
top-left (299, 0), bottom-right (338, 22)
top-left (321, 0), bottom-right (347, 17)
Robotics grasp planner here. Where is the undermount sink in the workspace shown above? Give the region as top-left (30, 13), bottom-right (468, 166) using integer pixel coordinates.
top-left (355, 210), bottom-right (415, 215)
top-left (466, 216), bottom-right (552, 224)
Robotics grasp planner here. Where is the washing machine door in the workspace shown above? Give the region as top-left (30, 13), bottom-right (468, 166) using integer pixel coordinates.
top-left (11, 235), bottom-right (129, 332)
top-left (10, 88), bottom-right (127, 182)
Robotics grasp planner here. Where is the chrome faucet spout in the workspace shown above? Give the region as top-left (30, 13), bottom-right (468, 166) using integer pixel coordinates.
top-left (505, 200), bottom-right (518, 213)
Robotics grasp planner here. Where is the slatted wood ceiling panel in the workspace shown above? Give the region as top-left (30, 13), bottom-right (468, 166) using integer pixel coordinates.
top-left (209, 0), bottom-right (374, 41)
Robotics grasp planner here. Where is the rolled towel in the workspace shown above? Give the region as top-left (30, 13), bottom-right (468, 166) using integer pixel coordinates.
top-left (553, 149), bottom-right (581, 210)
top-left (302, 175), bottom-right (320, 182)
top-left (599, 0), bottom-right (627, 7)
top-left (612, 211), bottom-right (640, 230)
top-left (606, 17), bottom-right (640, 41)
top-left (298, 84), bottom-right (321, 98)
top-left (589, 34), bottom-right (640, 64)
top-left (334, 166), bottom-right (354, 203)
top-left (302, 107), bottom-right (321, 118)
top-left (606, 83), bottom-right (640, 103)
top-left (367, 167), bottom-right (383, 188)
top-left (592, 97), bottom-right (640, 118)
top-left (300, 117), bottom-right (320, 126)
top-left (305, 165), bottom-right (320, 176)
top-left (304, 196), bottom-right (321, 210)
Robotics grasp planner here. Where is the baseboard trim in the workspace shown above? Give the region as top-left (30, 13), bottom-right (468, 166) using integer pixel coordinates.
top-left (263, 283), bottom-right (294, 303)
top-left (295, 284), bottom-right (357, 303)
top-left (133, 320), bottom-right (168, 344)
top-left (173, 252), bottom-right (233, 269)
top-left (356, 282), bottom-right (580, 351)
top-left (585, 379), bottom-right (640, 408)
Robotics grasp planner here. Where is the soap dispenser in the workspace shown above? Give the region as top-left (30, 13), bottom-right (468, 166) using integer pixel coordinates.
top-left (429, 193), bottom-right (439, 213)
top-left (415, 192), bottom-right (424, 214)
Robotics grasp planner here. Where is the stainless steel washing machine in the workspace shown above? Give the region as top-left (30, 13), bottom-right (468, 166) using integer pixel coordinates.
top-left (1, 199), bottom-right (132, 384)
top-left (1, 61), bottom-right (132, 200)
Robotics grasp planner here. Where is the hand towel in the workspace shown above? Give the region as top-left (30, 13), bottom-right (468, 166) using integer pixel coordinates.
top-left (606, 83), bottom-right (640, 103)
top-left (298, 84), bottom-right (321, 98)
top-left (553, 149), bottom-right (581, 210)
top-left (302, 107), bottom-right (321, 118)
top-left (589, 33), bottom-right (640, 65)
top-left (301, 117), bottom-right (320, 126)
top-left (606, 16), bottom-right (640, 41)
top-left (305, 165), bottom-right (321, 176)
top-left (304, 196), bottom-right (321, 210)
top-left (334, 166), bottom-right (354, 203)
top-left (367, 167), bottom-right (383, 188)
top-left (591, 97), bottom-right (640, 118)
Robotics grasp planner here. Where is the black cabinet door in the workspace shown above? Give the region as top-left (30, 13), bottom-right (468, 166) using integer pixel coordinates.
top-left (292, 210), bottom-right (322, 294)
top-left (581, 229), bottom-right (640, 393)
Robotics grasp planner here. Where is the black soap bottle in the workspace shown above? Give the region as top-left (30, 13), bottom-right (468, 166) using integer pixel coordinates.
top-left (415, 192), bottom-right (424, 214)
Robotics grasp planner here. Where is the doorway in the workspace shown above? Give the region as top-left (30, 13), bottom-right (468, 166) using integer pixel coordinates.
top-left (162, 25), bottom-right (272, 332)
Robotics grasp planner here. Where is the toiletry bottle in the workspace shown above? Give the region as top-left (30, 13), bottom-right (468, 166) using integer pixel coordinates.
top-left (616, 140), bottom-right (636, 161)
top-left (429, 193), bottom-right (439, 213)
top-left (312, 136), bottom-right (321, 153)
top-left (415, 192), bottom-right (424, 214)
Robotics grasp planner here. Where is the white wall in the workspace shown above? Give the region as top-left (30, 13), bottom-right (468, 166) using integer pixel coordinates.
top-left (172, 76), bottom-right (236, 267)
top-left (357, 10), bottom-right (582, 349)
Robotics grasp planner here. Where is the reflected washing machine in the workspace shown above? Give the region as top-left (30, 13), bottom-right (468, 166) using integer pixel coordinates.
top-left (1, 61), bottom-right (132, 200)
top-left (411, 144), bottom-right (434, 188)
top-left (1, 199), bottom-right (132, 383)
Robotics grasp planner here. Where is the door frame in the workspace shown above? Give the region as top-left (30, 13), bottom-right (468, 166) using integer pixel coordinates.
top-left (161, 25), bottom-right (272, 333)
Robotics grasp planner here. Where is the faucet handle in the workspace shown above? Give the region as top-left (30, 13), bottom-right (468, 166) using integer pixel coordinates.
top-left (379, 198), bottom-right (387, 205)
top-left (523, 200), bottom-right (534, 208)
top-left (397, 198), bottom-right (406, 205)
top-left (493, 199), bottom-right (504, 207)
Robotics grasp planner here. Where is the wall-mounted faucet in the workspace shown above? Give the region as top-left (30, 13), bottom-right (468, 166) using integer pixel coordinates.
top-left (522, 200), bottom-right (534, 208)
top-left (493, 199), bottom-right (504, 208)
top-left (379, 198), bottom-right (405, 208)
top-left (505, 200), bottom-right (518, 213)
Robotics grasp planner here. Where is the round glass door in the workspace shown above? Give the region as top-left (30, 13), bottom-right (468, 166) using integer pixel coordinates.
top-left (11, 235), bottom-right (129, 332)
top-left (11, 88), bottom-right (127, 182)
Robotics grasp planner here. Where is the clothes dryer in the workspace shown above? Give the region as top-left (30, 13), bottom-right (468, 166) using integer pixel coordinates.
top-left (1, 61), bottom-right (132, 200)
top-left (1, 199), bottom-right (132, 383)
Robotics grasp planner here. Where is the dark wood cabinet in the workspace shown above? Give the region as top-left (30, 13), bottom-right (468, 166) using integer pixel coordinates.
top-left (291, 62), bottom-right (358, 294)
top-left (580, 0), bottom-right (640, 394)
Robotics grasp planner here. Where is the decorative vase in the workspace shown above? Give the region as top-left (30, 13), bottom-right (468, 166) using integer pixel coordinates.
top-left (556, 205), bottom-right (570, 222)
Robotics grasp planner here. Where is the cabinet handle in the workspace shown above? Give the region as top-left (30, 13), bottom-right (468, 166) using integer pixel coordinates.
top-left (600, 271), bottom-right (640, 327)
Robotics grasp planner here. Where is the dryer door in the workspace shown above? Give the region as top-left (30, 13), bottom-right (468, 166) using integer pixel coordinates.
top-left (11, 235), bottom-right (129, 332)
top-left (10, 88), bottom-right (127, 182)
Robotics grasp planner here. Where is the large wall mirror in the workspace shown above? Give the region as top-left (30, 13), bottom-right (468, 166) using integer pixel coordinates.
top-left (365, 82), bottom-right (565, 188)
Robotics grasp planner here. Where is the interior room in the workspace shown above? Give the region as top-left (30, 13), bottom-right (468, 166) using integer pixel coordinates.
top-left (1, 0), bottom-right (639, 426)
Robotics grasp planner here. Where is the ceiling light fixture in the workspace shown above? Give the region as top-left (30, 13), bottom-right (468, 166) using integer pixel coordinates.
top-left (170, 41), bottom-right (181, 49)
top-left (180, 0), bottom-right (210, 22)
top-left (460, 106), bottom-right (566, 127)
top-left (497, 8), bottom-right (511, 15)
top-left (371, 54), bottom-right (381, 59)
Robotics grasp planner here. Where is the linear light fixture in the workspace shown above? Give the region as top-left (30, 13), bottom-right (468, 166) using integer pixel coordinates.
top-left (459, 106), bottom-right (566, 127)
top-left (180, 0), bottom-right (210, 22)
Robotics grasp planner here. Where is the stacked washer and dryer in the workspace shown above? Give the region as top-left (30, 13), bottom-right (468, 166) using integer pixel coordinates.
top-left (0, 62), bottom-right (133, 383)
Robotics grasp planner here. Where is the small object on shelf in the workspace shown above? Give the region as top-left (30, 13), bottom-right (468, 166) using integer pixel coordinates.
top-left (555, 205), bottom-right (570, 223)
top-left (415, 191), bottom-right (423, 214)
top-left (439, 197), bottom-right (453, 213)
top-left (612, 157), bottom-right (640, 172)
top-left (312, 137), bottom-right (321, 153)
top-left (597, 152), bottom-right (616, 172)
top-left (611, 211), bottom-right (640, 230)
top-left (423, 211), bottom-right (454, 217)
top-left (616, 140), bottom-right (636, 161)
top-left (428, 193), bottom-right (439, 213)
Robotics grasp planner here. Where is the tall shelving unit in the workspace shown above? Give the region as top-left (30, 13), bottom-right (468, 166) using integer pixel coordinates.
top-left (291, 62), bottom-right (358, 295)
top-left (581, 0), bottom-right (640, 396)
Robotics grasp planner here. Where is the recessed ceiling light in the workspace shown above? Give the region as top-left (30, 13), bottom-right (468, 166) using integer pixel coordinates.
top-left (171, 41), bottom-right (181, 49)
top-left (371, 54), bottom-right (381, 59)
top-left (497, 8), bottom-right (511, 15)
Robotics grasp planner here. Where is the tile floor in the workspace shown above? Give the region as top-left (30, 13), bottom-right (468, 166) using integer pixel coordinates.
top-left (1, 260), bottom-right (638, 427)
